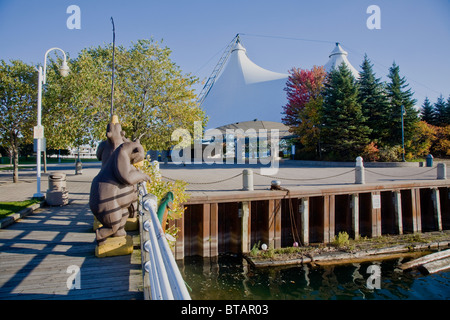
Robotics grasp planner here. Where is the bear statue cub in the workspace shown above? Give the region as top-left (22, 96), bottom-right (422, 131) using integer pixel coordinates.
top-left (89, 139), bottom-right (150, 244)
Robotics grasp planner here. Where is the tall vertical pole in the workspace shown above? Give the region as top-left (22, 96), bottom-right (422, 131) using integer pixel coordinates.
top-left (401, 105), bottom-right (405, 162)
top-left (110, 17), bottom-right (116, 120)
top-left (33, 66), bottom-right (44, 198)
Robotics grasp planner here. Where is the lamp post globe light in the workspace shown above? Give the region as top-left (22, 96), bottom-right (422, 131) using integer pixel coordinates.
top-left (33, 48), bottom-right (70, 199)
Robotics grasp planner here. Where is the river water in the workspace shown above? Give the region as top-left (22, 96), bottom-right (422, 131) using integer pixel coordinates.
top-left (178, 255), bottom-right (450, 300)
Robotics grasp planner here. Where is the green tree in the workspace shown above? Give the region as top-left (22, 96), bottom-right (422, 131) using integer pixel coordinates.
top-left (420, 97), bottom-right (435, 125)
top-left (43, 39), bottom-right (206, 154)
top-left (434, 94), bottom-right (448, 126)
top-left (446, 96), bottom-right (450, 126)
top-left (385, 62), bottom-right (419, 151)
top-left (0, 60), bottom-right (37, 182)
top-left (43, 55), bottom-right (93, 152)
top-left (282, 66), bottom-right (326, 158)
top-left (321, 63), bottom-right (371, 160)
top-left (116, 39), bottom-right (205, 151)
top-left (358, 55), bottom-right (391, 145)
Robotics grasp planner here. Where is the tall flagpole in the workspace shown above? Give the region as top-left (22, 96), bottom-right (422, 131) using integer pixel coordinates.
top-left (110, 17), bottom-right (115, 120)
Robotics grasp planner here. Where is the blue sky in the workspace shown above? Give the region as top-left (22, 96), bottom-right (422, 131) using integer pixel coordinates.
top-left (1, 0), bottom-right (449, 111)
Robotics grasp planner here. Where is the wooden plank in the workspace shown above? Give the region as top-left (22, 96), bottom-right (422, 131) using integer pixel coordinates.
top-left (268, 200), bottom-right (275, 248)
top-left (210, 202), bottom-right (219, 257)
top-left (412, 188), bottom-right (422, 233)
top-left (421, 256), bottom-right (450, 274)
top-left (241, 201), bottom-right (251, 253)
top-left (323, 195), bottom-right (335, 243)
top-left (393, 190), bottom-right (403, 235)
top-left (269, 199), bottom-right (281, 249)
top-left (371, 191), bottom-right (382, 237)
top-left (400, 249), bottom-right (450, 270)
top-left (432, 188), bottom-right (443, 231)
top-left (352, 194), bottom-right (359, 239)
top-left (175, 213), bottom-right (184, 260)
top-left (200, 203), bottom-right (211, 257)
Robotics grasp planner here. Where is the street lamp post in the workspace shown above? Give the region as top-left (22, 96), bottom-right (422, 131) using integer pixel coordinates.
top-left (33, 48), bottom-right (70, 198)
top-left (401, 105), bottom-right (406, 162)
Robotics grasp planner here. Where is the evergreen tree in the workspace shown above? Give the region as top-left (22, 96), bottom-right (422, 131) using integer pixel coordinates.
top-left (446, 95), bottom-right (450, 125)
top-left (385, 62), bottom-right (419, 148)
top-left (434, 94), bottom-right (448, 126)
top-left (357, 55), bottom-right (391, 145)
top-left (321, 63), bottom-right (371, 160)
top-left (420, 97), bottom-right (435, 125)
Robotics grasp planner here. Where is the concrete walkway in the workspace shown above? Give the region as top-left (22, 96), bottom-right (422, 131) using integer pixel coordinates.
top-left (158, 161), bottom-right (446, 197)
top-left (0, 160), bottom-right (447, 201)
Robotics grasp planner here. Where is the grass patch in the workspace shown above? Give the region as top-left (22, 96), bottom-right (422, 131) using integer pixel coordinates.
top-left (0, 166), bottom-right (32, 171)
top-left (0, 199), bottom-right (41, 220)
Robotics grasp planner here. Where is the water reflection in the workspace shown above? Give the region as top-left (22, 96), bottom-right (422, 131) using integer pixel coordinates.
top-left (178, 255), bottom-right (450, 300)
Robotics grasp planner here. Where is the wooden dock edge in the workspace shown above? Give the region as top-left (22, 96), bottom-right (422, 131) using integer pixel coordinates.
top-left (244, 240), bottom-right (450, 268)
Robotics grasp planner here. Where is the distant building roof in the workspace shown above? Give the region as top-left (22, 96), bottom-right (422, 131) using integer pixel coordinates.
top-left (214, 120), bottom-right (292, 139)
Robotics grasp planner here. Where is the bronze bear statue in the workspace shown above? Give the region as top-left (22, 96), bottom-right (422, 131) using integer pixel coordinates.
top-left (89, 139), bottom-right (150, 244)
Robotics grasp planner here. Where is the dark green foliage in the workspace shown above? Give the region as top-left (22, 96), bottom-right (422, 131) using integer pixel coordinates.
top-left (385, 62), bottom-right (419, 147)
top-left (434, 94), bottom-right (450, 126)
top-left (321, 63), bottom-right (371, 160)
top-left (358, 55), bottom-right (391, 145)
top-left (420, 97), bottom-right (435, 124)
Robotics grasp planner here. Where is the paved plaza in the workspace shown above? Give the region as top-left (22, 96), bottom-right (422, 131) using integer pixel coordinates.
top-left (0, 160), bottom-right (448, 202)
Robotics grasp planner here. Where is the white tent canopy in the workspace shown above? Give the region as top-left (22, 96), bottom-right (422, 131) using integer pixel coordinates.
top-left (202, 40), bottom-right (360, 130)
top-left (324, 42), bottom-right (360, 79)
top-left (202, 41), bottom-right (288, 129)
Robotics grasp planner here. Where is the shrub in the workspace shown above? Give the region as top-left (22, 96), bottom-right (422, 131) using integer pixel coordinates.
top-left (140, 158), bottom-right (189, 246)
top-left (333, 231), bottom-right (350, 248)
top-left (361, 142), bottom-right (380, 162)
top-left (378, 145), bottom-right (402, 162)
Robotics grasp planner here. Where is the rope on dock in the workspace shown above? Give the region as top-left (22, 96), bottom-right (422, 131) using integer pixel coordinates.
top-left (254, 168), bottom-right (356, 181)
top-left (160, 166), bottom-right (440, 186)
top-left (365, 166), bottom-right (437, 178)
top-left (160, 168), bottom-right (357, 185)
top-left (161, 172), bottom-right (243, 185)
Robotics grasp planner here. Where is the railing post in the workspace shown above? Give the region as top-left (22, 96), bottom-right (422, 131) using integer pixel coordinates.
top-left (242, 169), bottom-right (254, 191)
top-left (437, 163), bottom-right (446, 180)
top-left (355, 156), bottom-right (365, 184)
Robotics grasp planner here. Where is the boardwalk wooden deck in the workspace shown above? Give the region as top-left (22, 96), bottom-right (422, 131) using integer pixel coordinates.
top-left (0, 198), bottom-right (143, 300)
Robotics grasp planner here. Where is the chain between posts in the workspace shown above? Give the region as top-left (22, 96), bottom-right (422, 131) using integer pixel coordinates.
top-left (365, 167), bottom-right (437, 178)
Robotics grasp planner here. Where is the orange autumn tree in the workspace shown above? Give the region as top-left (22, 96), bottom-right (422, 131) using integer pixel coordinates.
top-left (282, 66), bottom-right (326, 159)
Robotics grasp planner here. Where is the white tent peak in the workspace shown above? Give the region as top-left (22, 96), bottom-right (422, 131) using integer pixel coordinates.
top-left (329, 42), bottom-right (348, 57)
top-left (324, 42), bottom-right (359, 79)
top-left (231, 41), bottom-right (246, 53)
top-left (202, 40), bottom-right (288, 129)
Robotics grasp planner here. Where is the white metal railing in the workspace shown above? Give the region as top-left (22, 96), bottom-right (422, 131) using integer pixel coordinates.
top-left (138, 182), bottom-right (191, 300)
